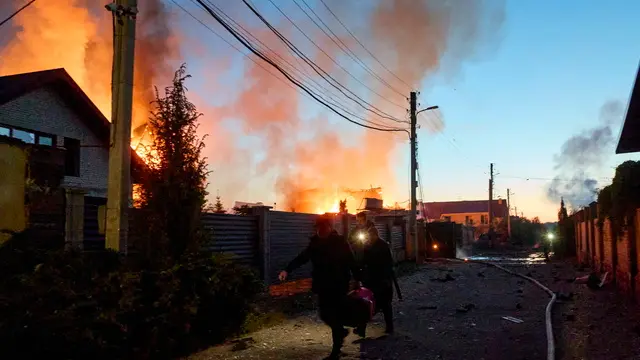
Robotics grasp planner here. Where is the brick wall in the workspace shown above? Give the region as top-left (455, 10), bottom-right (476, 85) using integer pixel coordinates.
top-left (0, 87), bottom-right (109, 197)
top-left (571, 205), bottom-right (639, 302)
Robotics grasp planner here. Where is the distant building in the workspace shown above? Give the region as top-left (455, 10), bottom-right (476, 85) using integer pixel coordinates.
top-left (233, 201), bottom-right (265, 208)
top-left (418, 199), bottom-right (509, 227)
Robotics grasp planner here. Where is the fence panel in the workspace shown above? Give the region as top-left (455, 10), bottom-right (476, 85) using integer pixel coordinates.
top-left (269, 211), bottom-right (317, 283)
top-left (201, 213), bottom-right (259, 268)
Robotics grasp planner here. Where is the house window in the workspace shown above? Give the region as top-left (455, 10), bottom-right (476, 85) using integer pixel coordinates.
top-left (0, 124), bottom-right (55, 146)
top-left (64, 137), bottom-right (80, 177)
top-left (38, 135), bottom-right (53, 146)
top-left (13, 129), bottom-right (35, 144)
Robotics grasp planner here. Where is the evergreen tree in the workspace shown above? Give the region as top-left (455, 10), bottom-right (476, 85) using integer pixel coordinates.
top-left (214, 195), bottom-right (226, 213)
top-left (135, 64), bottom-right (209, 261)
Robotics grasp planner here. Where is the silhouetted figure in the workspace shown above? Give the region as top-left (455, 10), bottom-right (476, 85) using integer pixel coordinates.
top-left (354, 226), bottom-right (395, 338)
top-left (348, 211), bottom-right (375, 263)
top-left (279, 216), bottom-right (360, 359)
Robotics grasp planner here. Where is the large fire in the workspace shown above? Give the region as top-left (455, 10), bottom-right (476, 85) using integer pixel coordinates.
top-left (0, 0), bottom-right (177, 160)
top-left (0, 0), bottom-right (504, 214)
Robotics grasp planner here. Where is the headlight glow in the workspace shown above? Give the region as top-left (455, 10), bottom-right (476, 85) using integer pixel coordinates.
top-left (432, 243), bottom-right (439, 250)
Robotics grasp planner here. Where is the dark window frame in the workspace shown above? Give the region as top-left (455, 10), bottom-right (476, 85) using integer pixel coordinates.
top-left (63, 137), bottom-right (81, 177)
top-left (0, 122), bottom-right (56, 147)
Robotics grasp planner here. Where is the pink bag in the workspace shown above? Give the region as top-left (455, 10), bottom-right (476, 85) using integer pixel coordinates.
top-left (344, 287), bottom-right (376, 326)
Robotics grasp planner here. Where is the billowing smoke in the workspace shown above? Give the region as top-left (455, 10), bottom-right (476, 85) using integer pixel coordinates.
top-left (0, 0), bottom-right (505, 213)
top-left (0, 0), bottom-right (179, 137)
top-left (209, 0), bottom-right (505, 213)
top-left (547, 100), bottom-right (624, 208)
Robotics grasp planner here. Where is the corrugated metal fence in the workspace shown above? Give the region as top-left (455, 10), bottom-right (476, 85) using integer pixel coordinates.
top-left (75, 207), bottom-right (408, 285)
top-left (201, 213), bottom-right (260, 269)
top-left (269, 211), bottom-right (317, 282)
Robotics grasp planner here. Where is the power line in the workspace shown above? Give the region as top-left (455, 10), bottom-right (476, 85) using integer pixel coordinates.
top-left (293, 0), bottom-right (406, 97)
top-left (262, 0), bottom-right (408, 114)
top-left (318, 0), bottom-right (413, 90)
top-left (197, 0), bottom-right (401, 130)
top-left (499, 175), bottom-right (612, 182)
top-left (0, 0), bottom-right (36, 28)
top-left (178, 0), bottom-right (399, 131)
top-left (192, 0), bottom-right (408, 134)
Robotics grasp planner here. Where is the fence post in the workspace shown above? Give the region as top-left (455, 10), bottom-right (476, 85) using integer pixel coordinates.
top-left (64, 189), bottom-right (85, 250)
top-left (252, 206), bottom-right (272, 285)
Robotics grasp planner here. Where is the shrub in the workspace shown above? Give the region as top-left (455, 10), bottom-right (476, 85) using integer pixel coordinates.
top-left (0, 234), bottom-right (262, 359)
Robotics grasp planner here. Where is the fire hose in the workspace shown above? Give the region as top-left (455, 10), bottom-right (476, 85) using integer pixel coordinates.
top-left (457, 258), bottom-right (557, 360)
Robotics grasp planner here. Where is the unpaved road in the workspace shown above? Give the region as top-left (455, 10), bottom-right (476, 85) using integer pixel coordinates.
top-left (192, 258), bottom-right (552, 360)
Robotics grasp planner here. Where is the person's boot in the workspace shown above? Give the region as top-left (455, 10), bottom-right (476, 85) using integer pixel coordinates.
top-left (354, 324), bottom-right (366, 338)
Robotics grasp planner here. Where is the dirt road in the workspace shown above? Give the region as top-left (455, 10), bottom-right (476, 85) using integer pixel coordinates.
top-left (193, 259), bottom-right (552, 360)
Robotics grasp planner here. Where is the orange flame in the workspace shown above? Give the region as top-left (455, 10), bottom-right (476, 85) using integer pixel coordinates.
top-left (0, 0), bottom-right (178, 161)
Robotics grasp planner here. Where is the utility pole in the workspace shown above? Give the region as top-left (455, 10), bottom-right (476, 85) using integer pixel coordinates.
top-left (105, 0), bottom-right (138, 252)
top-left (488, 163), bottom-right (494, 245)
top-left (410, 91), bottom-right (418, 263)
top-left (507, 188), bottom-right (511, 239)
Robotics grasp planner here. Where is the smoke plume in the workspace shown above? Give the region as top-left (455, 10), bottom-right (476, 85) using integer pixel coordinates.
top-left (0, 0), bottom-right (179, 138)
top-left (211, 0), bottom-right (505, 213)
top-left (547, 100), bottom-right (624, 208)
top-left (0, 0), bottom-right (504, 214)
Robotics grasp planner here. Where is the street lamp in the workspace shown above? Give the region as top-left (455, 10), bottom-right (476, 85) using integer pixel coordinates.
top-left (416, 105), bottom-right (439, 116)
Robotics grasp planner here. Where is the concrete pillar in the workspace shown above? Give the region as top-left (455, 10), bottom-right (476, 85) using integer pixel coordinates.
top-left (65, 189), bottom-right (85, 250)
top-left (251, 206), bottom-right (272, 284)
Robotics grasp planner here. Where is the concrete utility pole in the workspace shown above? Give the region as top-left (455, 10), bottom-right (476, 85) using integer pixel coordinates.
top-left (507, 188), bottom-right (511, 239)
top-left (409, 91), bottom-right (418, 263)
top-left (105, 0), bottom-right (138, 252)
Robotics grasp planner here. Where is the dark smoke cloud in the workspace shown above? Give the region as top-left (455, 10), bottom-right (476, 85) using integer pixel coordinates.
top-left (547, 100), bottom-right (624, 208)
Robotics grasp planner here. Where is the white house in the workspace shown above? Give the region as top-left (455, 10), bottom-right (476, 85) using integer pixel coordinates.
top-left (0, 68), bottom-right (144, 249)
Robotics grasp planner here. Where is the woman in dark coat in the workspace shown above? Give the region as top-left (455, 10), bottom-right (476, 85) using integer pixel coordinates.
top-left (355, 226), bottom-right (395, 337)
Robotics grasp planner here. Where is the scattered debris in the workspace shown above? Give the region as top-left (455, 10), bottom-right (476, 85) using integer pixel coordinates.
top-left (556, 291), bottom-right (574, 301)
top-left (502, 316), bottom-right (524, 324)
top-left (574, 272), bottom-right (608, 289)
top-left (431, 273), bottom-right (456, 282)
top-left (516, 289), bottom-right (523, 294)
top-left (230, 337), bottom-right (255, 352)
top-left (477, 272), bottom-right (486, 278)
top-left (456, 303), bottom-right (476, 313)
top-left (418, 305), bottom-right (438, 310)
top-left (516, 280), bottom-right (524, 285)
top-left (516, 303), bottom-right (522, 310)
top-left (564, 313), bottom-right (576, 321)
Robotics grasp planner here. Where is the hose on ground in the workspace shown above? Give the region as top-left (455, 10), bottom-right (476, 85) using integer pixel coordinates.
top-left (466, 259), bottom-right (556, 360)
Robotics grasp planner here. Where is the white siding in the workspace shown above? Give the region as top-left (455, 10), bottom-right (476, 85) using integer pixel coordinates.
top-left (0, 87), bottom-right (109, 197)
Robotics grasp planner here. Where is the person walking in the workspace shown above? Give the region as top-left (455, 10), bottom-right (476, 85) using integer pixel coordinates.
top-left (278, 215), bottom-right (361, 359)
top-left (354, 226), bottom-right (395, 337)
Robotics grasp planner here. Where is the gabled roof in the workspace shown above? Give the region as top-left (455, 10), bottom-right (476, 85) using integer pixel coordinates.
top-left (616, 62), bottom-right (640, 154)
top-left (0, 68), bottom-right (145, 176)
top-left (421, 200), bottom-right (508, 219)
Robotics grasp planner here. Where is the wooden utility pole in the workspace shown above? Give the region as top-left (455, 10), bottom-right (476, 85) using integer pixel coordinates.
top-left (488, 163), bottom-right (494, 244)
top-left (507, 188), bottom-right (511, 239)
top-left (409, 91), bottom-right (418, 263)
top-left (105, 0), bottom-right (138, 252)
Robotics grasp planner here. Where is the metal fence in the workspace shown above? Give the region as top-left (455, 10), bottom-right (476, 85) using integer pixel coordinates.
top-left (201, 212), bottom-right (260, 269)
